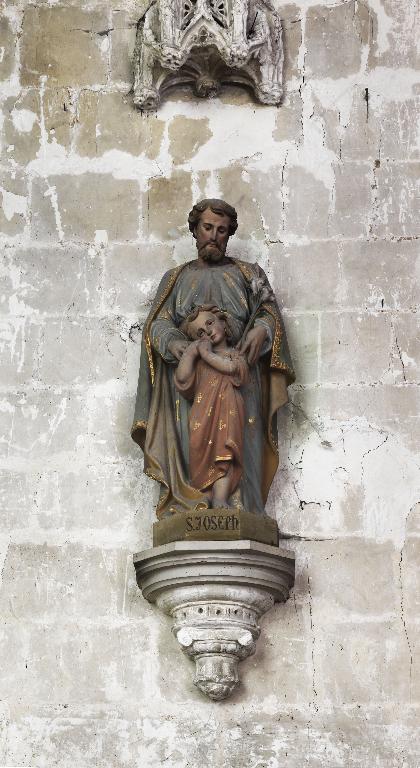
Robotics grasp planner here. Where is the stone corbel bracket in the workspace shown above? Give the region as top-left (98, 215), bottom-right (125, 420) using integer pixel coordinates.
top-left (133, 0), bottom-right (284, 110)
top-left (134, 540), bottom-right (295, 700)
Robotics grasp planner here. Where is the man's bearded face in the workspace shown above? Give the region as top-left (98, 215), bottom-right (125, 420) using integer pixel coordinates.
top-left (195, 209), bottom-right (231, 262)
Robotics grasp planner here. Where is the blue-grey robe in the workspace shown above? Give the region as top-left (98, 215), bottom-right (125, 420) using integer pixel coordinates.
top-left (131, 258), bottom-right (295, 518)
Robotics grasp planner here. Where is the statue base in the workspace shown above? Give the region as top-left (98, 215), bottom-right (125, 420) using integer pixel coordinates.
top-left (153, 509), bottom-right (279, 547)
top-left (134, 540), bottom-right (295, 700)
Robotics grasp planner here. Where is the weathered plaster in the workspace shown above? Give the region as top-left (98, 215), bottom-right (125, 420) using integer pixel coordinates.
top-left (0, 0), bottom-right (419, 764)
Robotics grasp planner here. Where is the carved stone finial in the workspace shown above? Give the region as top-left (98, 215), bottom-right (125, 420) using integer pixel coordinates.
top-left (134, 541), bottom-right (295, 700)
top-left (133, 0), bottom-right (284, 109)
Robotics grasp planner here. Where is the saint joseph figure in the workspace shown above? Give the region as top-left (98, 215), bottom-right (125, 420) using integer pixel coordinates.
top-left (131, 199), bottom-right (295, 518)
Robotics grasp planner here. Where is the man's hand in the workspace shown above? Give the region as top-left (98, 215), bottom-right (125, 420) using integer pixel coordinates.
top-left (240, 325), bottom-right (267, 366)
top-left (168, 339), bottom-right (189, 361)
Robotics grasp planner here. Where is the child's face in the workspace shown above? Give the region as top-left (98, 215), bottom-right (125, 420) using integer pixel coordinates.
top-left (188, 311), bottom-right (227, 345)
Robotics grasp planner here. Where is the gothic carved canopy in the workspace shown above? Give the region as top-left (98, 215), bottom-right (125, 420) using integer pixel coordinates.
top-left (133, 0), bottom-right (284, 109)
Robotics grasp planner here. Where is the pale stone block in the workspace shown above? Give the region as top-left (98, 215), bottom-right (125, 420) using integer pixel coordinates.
top-left (29, 176), bottom-right (61, 243)
top-left (244, 601), bottom-right (312, 707)
top-left (168, 117), bottom-right (212, 164)
top-left (0, 544), bottom-right (130, 620)
top-left (110, 10), bottom-right (137, 83)
top-left (0, 16), bottom-right (15, 81)
top-left (303, 540), bottom-right (400, 621)
top-left (273, 91), bottom-right (303, 144)
top-left (88, 393), bottom-right (140, 462)
top-left (0, 462), bottom-right (153, 545)
top-left (339, 89), bottom-right (380, 162)
top-left (75, 91), bottom-right (165, 158)
top-left (0, 621), bottom-right (150, 712)
top-left (305, 2), bottom-right (369, 78)
top-left (292, 383), bottom-right (420, 427)
top-left (401, 537), bottom-right (420, 625)
top-left (291, 383), bottom-right (420, 457)
top-left (42, 87), bottom-right (74, 148)
top-left (330, 162), bottom-right (372, 239)
top-left (339, 93), bottom-right (419, 163)
top-left (0, 246), bottom-right (102, 316)
top-left (372, 162), bottom-right (420, 239)
top-left (406, 501), bottom-right (420, 536)
top-left (104, 242), bottom-right (174, 313)
top-left (1, 92), bottom-right (41, 166)
top-left (0, 470), bottom-right (30, 531)
top-left (320, 312), bottom-right (390, 385)
top-left (31, 174), bottom-right (140, 242)
top-left (391, 313), bottom-right (420, 384)
top-left (280, 479), bottom-right (365, 540)
top-left (282, 4), bottom-right (302, 82)
top-left (316, 620), bottom-right (411, 705)
top-left (0, 318), bottom-right (39, 387)
top-left (269, 240), bottom-right (340, 311)
top-left (284, 312), bottom-right (319, 386)
top-left (0, 169), bottom-right (27, 236)
top-left (146, 171), bottom-right (192, 240)
top-left (283, 165), bottom-right (330, 240)
top-left (367, 0), bottom-right (418, 70)
top-left (2, 88), bottom-right (73, 166)
top-left (39, 317), bottom-right (126, 386)
top-left (337, 239), bottom-right (420, 311)
top-left (1, 391), bottom-right (88, 461)
top-left (21, 6), bottom-right (108, 87)
top-left (314, 97), bottom-right (341, 158)
top-left (379, 98), bottom-right (419, 161)
top-left (57, 464), bottom-right (154, 545)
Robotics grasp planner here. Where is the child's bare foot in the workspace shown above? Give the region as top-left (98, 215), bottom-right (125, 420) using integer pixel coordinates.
top-left (212, 499), bottom-right (231, 510)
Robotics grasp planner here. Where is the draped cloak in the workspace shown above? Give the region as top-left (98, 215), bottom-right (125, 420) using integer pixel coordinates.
top-left (131, 258), bottom-right (295, 519)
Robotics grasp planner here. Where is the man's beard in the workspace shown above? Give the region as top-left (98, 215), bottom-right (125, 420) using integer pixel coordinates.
top-left (198, 244), bottom-right (225, 262)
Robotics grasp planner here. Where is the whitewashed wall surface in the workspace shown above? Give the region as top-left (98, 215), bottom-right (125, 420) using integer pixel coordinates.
top-left (0, 0), bottom-right (419, 765)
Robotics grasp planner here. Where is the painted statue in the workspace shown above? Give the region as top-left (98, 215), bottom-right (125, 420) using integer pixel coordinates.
top-left (174, 304), bottom-right (249, 508)
top-left (131, 199), bottom-right (295, 518)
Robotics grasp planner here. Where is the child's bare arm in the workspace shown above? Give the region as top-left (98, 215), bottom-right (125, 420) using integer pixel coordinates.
top-left (198, 341), bottom-right (238, 375)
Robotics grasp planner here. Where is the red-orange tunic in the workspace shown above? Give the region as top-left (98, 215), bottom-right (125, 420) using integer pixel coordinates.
top-left (175, 352), bottom-right (248, 495)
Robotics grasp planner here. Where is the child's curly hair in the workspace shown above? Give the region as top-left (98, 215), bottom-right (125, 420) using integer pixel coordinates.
top-left (180, 304), bottom-right (234, 342)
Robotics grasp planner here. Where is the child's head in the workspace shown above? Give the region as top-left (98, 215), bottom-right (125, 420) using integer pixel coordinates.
top-left (181, 304), bottom-right (233, 344)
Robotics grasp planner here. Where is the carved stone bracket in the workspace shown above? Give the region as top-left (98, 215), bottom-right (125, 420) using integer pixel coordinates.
top-left (134, 540), bottom-right (295, 700)
top-left (133, 0), bottom-right (284, 110)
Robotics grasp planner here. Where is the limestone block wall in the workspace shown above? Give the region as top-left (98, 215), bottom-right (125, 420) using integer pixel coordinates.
top-left (0, 0), bottom-right (419, 765)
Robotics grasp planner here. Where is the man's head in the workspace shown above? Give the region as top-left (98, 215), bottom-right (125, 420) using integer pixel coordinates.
top-left (188, 199), bottom-right (238, 263)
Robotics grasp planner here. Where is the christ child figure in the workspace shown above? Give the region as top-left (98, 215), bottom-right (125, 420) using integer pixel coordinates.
top-left (174, 305), bottom-right (249, 509)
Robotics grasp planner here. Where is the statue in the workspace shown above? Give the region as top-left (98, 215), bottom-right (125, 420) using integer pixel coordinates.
top-left (133, 0), bottom-right (284, 110)
top-left (174, 304), bottom-right (249, 508)
top-left (131, 199), bottom-right (295, 524)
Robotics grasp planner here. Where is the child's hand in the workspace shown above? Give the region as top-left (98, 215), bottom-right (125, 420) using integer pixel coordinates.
top-left (182, 339), bottom-right (201, 358)
top-left (197, 338), bottom-right (212, 356)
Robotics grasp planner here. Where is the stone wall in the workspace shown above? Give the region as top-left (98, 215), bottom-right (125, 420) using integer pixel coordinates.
top-left (0, 0), bottom-right (419, 765)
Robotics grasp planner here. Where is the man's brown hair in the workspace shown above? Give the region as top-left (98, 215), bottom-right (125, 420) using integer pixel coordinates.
top-left (188, 199), bottom-right (238, 237)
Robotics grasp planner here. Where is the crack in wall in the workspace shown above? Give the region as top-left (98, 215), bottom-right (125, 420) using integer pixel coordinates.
top-left (398, 501), bottom-right (416, 704)
top-left (391, 323), bottom-right (407, 382)
top-left (305, 560), bottom-right (318, 768)
top-left (398, 546), bottom-right (413, 703)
